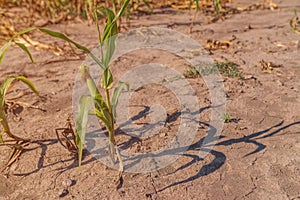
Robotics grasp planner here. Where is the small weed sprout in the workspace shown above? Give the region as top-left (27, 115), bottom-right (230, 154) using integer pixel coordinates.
top-left (214, 61), bottom-right (244, 79)
top-left (183, 61), bottom-right (243, 79)
top-left (222, 113), bottom-right (231, 123)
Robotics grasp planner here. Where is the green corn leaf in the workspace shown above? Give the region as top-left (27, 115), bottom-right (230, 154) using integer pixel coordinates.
top-left (94, 93), bottom-right (109, 112)
top-left (0, 76), bottom-right (39, 107)
top-left (14, 76), bottom-right (39, 95)
top-left (102, 8), bottom-right (117, 67)
top-left (10, 27), bottom-right (37, 41)
top-left (94, 93), bottom-right (112, 130)
top-left (102, 8), bottom-right (117, 42)
top-left (100, 68), bottom-right (113, 89)
top-left (101, 0), bottom-right (130, 66)
top-left (39, 28), bottom-right (105, 69)
top-left (0, 41), bottom-right (13, 64)
top-left (1, 28), bottom-right (37, 64)
top-left (106, 8), bottom-right (117, 32)
top-left (103, 35), bottom-right (116, 67)
top-left (94, 109), bottom-right (112, 131)
top-left (39, 28), bottom-right (90, 52)
top-left (76, 95), bottom-right (93, 166)
top-left (94, 92), bottom-right (110, 110)
top-left (80, 64), bottom-right (111, 123)
top-left (80, 65), bottom-right (101, 99)
top-left (111, 81), bottom-right (129, 118)
top-left (114, 0), bottom-right (130, 22)
top-left (15, 42), bottom-right (34, 63)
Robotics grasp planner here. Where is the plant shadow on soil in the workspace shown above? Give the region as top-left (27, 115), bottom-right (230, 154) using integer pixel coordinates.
top-left (156, 120), bottom-right (300, 193)
top-left (74, 104), bottom-right (300, 192)
top-left (4, 108), bottom-right (300, 193)
top-left (8, 139), bottom-right (96, 177)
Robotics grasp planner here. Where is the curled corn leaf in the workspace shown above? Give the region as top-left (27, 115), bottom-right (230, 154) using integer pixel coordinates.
top-left (76, 95), bottom-right (93, 166)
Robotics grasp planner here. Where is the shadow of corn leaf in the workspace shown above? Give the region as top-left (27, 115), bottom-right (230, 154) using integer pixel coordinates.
top-left (156, 120), bottom-right (300, 193)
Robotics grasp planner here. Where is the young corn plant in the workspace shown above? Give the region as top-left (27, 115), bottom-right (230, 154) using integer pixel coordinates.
top-left (29, 0), bottom-right (130, 180)
top-left (2, 0), bottom-right (129, 180)
top-left (0, 28), bottom-right (41, 142)
top-left (76, 1), bottom-right (130, 180)
top-left (0, 76), bottom-right (39, 170)
top-left (0, 31), bottom-right (39, 168)
top-left (0, 77), bottom-right (38, 143)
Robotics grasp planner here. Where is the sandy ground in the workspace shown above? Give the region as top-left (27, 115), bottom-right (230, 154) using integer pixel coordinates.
top-left (0, 0), bottom-right (300, 199)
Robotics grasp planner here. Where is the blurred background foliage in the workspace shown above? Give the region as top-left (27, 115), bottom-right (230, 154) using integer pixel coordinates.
top-left (1, 0), bottom-right (275, 45)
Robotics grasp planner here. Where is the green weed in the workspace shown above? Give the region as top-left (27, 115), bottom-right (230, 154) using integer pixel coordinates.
top-left (222, 113), bottom-right (230, 123)
top-left (214, 61), bottom-right (243, 79)
top-left (183, 61), bottom-right (243, 79)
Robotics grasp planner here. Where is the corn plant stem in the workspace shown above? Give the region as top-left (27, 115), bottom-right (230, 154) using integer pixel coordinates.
top-left (0, 110), bottom-right (26, 142)
top-left (115, 145), bottom-right (123, 171)
top-left (103, 75), bottom-right (116, 160)
top-left (103, 70), bottom-right (123, 172)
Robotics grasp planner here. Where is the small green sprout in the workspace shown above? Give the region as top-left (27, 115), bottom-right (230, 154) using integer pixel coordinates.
top-left (215, 61), bottom-right (244, 79)
top-left (222, 113), bottom-right (231, 123)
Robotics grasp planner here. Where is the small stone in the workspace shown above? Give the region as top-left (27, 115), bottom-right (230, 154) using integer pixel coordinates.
top-left (58, 189), bottom-right (69, 198)
top-left (62, 179), bottom-right (73, 187)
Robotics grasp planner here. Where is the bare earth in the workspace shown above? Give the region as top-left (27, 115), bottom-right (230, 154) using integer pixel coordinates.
top-left (0, 0), bottom-right (300, 199)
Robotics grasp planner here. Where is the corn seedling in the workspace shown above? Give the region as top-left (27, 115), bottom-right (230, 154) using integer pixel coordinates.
top-left (76, 1), bottom-right (130, 182)
top-left (0, 76), bottom-right (38, 170)
top-left (0, 77), bottom-right (38, 143)
top-left (17, 0), bottom-right (130, 181)
top-left (1, 0), bottom-right (129, 178)
top-left (0, 28), bottom-right (41, 142)
top-left (0, 30), bottom-right (39, 169)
